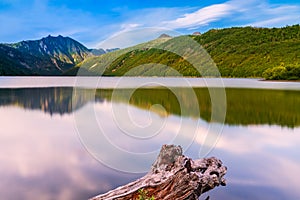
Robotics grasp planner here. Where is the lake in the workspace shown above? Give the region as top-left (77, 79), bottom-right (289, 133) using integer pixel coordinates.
top-left (0, 77), bottom-right (299, 200)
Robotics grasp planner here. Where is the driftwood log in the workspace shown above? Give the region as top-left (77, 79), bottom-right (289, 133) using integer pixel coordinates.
top-left (91, 145), bottom-right (227, 200)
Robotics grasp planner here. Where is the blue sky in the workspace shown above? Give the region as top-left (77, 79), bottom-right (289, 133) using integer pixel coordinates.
top-left (0, 0), bottom-right (300, 48)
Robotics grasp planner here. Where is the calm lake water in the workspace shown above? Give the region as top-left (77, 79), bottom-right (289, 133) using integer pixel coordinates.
top-left (0, 77), bottom-right (299, 200)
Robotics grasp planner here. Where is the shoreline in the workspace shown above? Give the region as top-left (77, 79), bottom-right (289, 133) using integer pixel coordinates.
top-left (1, 75), bottom-right (299, 82)
top-left (0, 77), bottom-right (299, 90)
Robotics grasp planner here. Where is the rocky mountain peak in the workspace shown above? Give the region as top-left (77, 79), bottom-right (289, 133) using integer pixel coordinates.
top-left (158, 33), bottom-right (172, 38)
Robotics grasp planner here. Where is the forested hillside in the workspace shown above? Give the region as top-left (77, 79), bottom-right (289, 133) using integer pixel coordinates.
top-left (193, 25), bottom-right (300, 79)
top-left (74, 25), bottom-right (300, 79)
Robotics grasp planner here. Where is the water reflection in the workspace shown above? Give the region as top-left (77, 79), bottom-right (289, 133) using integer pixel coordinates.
top-left (0, 102), bottom-right (300, 200)
top-left (0, 88), bottom-right (76, 115)
top-left (0, 107), bottom-right (142, 200)
top-left (0, 87), bottom-right (299, 127)
top-left (204, 125), bottom-right (300, 199)
top-left (1, 87), bottom-right (300, 200)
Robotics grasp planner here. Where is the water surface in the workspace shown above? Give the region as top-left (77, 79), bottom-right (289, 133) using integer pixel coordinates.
top-left (1, 76), bottom-right (299, 90)
top-left (0, 77), bottom-right (299, 200)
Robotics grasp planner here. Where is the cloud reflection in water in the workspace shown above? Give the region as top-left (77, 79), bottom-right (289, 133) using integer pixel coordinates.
top-left (0, 93), bottom-right (300, 199)
top-left (0, 106), bottom-right (141, 200)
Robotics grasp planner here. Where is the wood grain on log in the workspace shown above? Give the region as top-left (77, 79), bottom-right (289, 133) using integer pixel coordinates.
top-left (91, 145), bottom-right (227, 200)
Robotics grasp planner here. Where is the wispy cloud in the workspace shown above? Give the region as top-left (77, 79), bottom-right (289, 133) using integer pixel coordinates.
top-left (162, 3), bottom-right (235, 29)
top-left (244, 4), bottom-right (300, 27)
top-left (161, 0), bottom-right (300, 30)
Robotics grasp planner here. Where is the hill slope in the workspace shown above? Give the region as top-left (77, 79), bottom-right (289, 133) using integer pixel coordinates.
top-left (68, 36), bottom-right (173, 76)
top-left (193, 25), bottom-right (300, 78)
top-left (72, 25), bottom-right (300, 78)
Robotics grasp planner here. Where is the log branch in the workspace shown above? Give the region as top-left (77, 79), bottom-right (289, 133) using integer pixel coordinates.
top-left (91, 145), bottom-right (227, 200)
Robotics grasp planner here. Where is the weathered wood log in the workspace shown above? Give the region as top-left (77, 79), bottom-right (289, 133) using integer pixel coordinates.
top-left (91, 145), bottom-right (227, 200)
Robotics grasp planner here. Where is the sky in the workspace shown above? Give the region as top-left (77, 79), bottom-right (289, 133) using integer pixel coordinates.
top-left (0, 0), bottom-right (300, 48)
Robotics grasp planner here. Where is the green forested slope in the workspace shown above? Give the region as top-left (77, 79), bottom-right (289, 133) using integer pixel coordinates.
top-left (74, 25), bottom-right (300, 79)
top-left (193, 25), bottom-right (300, 78)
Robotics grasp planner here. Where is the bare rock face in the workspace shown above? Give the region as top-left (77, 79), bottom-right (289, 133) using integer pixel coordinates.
top-left (91, 145), bottom-right (227, 200)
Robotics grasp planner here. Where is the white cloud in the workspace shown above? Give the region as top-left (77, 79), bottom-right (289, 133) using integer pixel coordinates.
top-left (249, 16), bottom-right (296, 27)
top-left (162, 3), bottom-right (235, 29)
top-left (161, 0), bottom-right (300, 30)
top-left (245, 4), bottom-right (300, 27)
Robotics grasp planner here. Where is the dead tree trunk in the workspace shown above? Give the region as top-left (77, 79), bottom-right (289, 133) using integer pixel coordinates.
top-left (91, 145), bottom-right (227, 200)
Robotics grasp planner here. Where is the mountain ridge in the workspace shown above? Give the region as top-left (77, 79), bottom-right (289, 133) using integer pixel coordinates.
top-left (1, 25), bottom-right (300, 79)
top-left (0, 35), bottom-right (116, 75)
top-left (0, 35), bottom-right (92, 75)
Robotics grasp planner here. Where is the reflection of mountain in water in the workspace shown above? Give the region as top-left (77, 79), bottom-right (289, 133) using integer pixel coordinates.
top-left (0, 88), bottom-right (93, 115)
top-left (99, 88), bottom-right (300, 128)
top-left (0, 87), bottom-right (299, 127)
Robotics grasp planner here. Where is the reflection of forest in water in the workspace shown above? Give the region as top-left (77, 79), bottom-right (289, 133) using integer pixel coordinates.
top-left (0, 87), bottom-right (299, 128)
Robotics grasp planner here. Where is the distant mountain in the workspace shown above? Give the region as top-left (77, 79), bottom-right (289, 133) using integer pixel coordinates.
top-left (90, 48), bottom-right (120, 56)
top-left (158, 34), bottom-right (172, 38)
top-left (105, 48), bottom-right (120, 53)
top-left (0, 35), bottom-right (92, 75)
top-left (90, 48), bottom-right (106, 56)
top-left (192, 32), bottom-right (201, 35)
